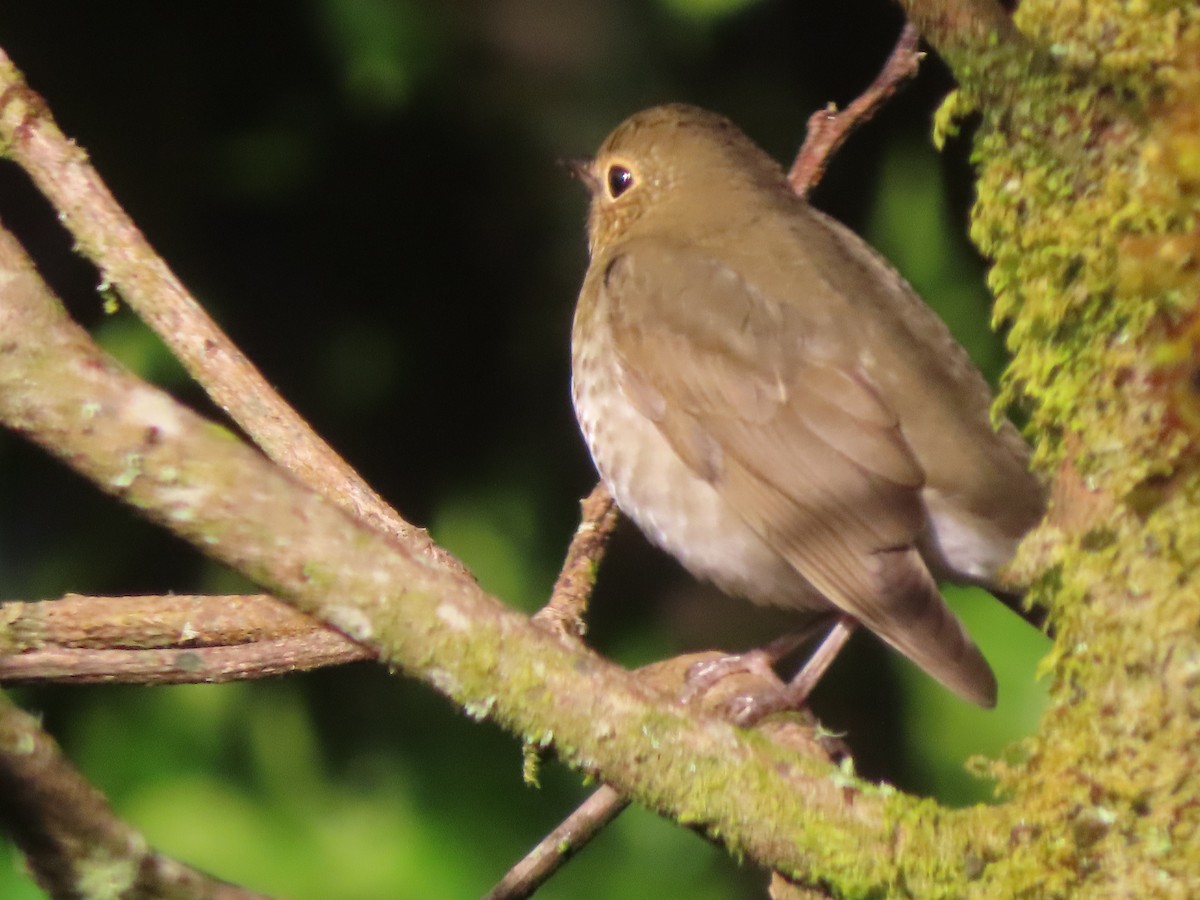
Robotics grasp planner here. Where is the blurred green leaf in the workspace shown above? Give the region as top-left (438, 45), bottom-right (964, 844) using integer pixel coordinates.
top-left (312, 0), bottom-right (446, 114)
top-left (0, 842), bottom-right (43, 900)
top-left (317, 321), bottom-right (404, 415)
top-left (93, 313), bottom-right (190, 388)
top-left (428, 479), bottom-right (549, 612)
top-left (657, 0), bottom-right (761, 22)
top-left (866, 137), bottom-right (1004, 381)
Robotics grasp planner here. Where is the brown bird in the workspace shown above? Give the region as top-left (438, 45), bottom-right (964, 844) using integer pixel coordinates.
top-left (570, 104), bottom-right (1045, 712)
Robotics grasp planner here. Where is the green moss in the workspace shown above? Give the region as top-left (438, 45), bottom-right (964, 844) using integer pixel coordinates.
top-left (75, 851), bottom-right (140, 900)
top-left (933, 0), bottom-right (1200, 894)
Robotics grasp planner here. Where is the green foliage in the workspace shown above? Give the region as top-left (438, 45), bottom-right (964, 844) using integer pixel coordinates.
top-left (900, 586), bottom-right (1050, 806)
top-left (657, 0), bottom-right (761, 23)
top-left (313, 0), bottom-right (447, 114)
top-left (94, 314), bottom-right (190, 389)
top-left (866, 137), bottom-right (1003, 381)
top-left (429, 478), bottom-right (558, 613)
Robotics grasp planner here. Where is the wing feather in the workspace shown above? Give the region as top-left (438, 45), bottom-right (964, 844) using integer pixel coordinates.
top-left (601, 237), bottom-right (996, 705)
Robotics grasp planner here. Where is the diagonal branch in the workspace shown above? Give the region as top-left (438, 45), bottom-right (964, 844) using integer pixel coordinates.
top-left (0, 690), bottom-right (274, 900)
top-left (1, 593), bottom-right (329, 649)
top-left (0, 47), bottom-right (462, 574)
top-left (788, 22), bottom-right (923, 197)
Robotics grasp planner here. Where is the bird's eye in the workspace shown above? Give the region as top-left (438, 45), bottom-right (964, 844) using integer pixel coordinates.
top-left (607, 165), bottom-right (634, 199)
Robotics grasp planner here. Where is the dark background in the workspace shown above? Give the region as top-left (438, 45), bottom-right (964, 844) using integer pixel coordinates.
top-left (0, 2), bottom-right (1048, 897)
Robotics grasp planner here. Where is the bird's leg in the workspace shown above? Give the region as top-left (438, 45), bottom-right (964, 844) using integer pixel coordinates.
top-left (715, 616), bottom-right (859, 727)
top-left (776, 616), bottom-right (858, 710)
top-left (680, 616), bottom-right (837, 709)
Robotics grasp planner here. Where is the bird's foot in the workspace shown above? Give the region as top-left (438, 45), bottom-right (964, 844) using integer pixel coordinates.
top-left (681, 618), bottom-right (859, 727)
top-left (682, 647), bottom-right (783, 702)
top-left (681, 649), bottom-right (793, 725)
top-left (680, 630), bottom-right (813, 725)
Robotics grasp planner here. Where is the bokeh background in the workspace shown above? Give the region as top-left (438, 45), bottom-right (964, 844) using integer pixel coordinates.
top-left (0, 1), bottom-right (1049, 897)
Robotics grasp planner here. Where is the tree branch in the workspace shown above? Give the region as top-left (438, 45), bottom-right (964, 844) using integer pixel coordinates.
top-left (0, 690), bottom-right (274, 899)
top-left (0, 476), bottom-right (618, 688)
top-left (0, 593), bottom-right (371, 684)
top-left (531, 482), bottom-right (618, 641)
top-left (1, 592), bottom-right (326, 648)
top-left (0, 476), bottom-right (620, 689)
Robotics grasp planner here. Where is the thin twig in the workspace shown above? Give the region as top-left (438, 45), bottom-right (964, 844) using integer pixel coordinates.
top-left (0, 631), bottom-right (370, 685)
top-left (788, 23), bottom-right (923, 198)
top-left (0, 48), bottom-right (464, 575)
top-left (0, 691), bottom-right (275, 899)
top-left (483, 785), bottom-right (630, 900)
top-left (2, 593), bottom-right (323, 648)
top-left (531, 482), bottom-right (618, 641)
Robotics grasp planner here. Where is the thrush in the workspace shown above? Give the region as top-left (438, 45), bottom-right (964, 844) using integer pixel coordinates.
top-left (570, 104), bottom-right (1045, 711)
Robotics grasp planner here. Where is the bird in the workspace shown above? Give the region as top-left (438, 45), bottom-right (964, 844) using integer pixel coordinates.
top-left (569, 103), bottom-right (1046, 713)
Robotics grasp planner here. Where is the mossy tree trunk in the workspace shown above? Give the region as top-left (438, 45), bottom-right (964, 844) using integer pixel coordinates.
top-left (899, 0), bottom-right (1200, 893)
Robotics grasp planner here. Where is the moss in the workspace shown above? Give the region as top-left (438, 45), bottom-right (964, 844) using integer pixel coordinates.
top-left (933, 0), bottom-right (1200, 894)
top-left (75, 852), bottom-right (139, 900)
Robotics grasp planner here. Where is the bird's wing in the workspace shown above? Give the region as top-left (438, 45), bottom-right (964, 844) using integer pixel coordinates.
top-left (600, 237), bottom-right (996, 705)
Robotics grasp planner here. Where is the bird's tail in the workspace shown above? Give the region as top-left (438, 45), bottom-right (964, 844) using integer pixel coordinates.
top-left (861, 547), bottom-right (997, 707)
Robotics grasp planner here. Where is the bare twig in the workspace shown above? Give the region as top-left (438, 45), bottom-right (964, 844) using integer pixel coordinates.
top-left (0, 630), bottom-right (369, 685)
top-left (531, 482), bottom-right (618, 641)
top-left (0, 48), bottom-right (464, 575)
top-left (0, 690), bottom-right (275, 899)
top-left (1, 593), bottom-right (322, 648)
top-left (483, 785), bottom-right (630, 900)
top-left (788, 22), bottom-right (923, 198)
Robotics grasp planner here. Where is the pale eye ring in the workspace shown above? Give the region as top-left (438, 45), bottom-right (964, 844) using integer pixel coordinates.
top-left (607, 165), bottom-right (634, 198)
